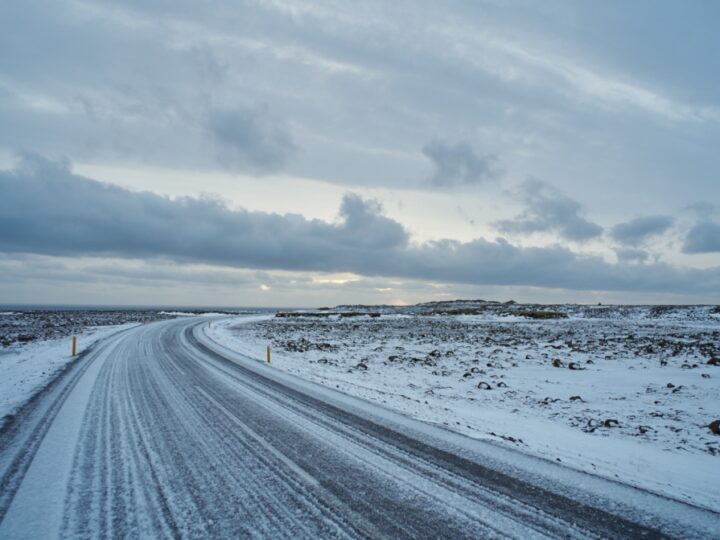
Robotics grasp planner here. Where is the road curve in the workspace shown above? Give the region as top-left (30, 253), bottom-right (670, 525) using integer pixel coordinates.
top-left (0, 317), bottom-right (717, 539)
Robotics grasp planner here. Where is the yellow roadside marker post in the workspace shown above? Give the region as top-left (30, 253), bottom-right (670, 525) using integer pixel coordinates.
top-left (71, 336), bottom-right (77, 357)
top-left (266, 346), bottom-right (271, 363)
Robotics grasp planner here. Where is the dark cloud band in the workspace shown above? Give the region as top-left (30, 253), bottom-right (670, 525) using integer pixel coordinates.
top-left (1, 155), bottom-right (718, 295)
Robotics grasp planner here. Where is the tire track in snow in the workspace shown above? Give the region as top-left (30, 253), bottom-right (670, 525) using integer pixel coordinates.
top-left (174, 329), bottom-right (507, 538)
top-left (0, 331), bottom-right (131, 523)
top-left (187, 348), bottom-right (573, 538)
top-left (60, 322), bottom-right (358, 538)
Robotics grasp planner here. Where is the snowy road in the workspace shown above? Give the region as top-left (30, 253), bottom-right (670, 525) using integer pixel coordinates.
top-left (0, 318), bottom-right (717, 539)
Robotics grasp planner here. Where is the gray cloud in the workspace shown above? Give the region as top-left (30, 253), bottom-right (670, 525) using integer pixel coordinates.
top-left (422, 140), bottom-right (499, 187)
top-left (0, 155), bottom-right (718, 296)
top-left (495, 179), bottom-right (603, 242)
top-left (205, 105), bottom-right (295, 174)
top-left (0, 154), bottom-right (401, 271)
top-left (683, 221), bottom-right (720, 254)
top-left (614, 248), bottom-right (649, 263)
top-left (338, 193), bottom-right (408, 249)
top-left (610, 215), bottom-right (673, 246)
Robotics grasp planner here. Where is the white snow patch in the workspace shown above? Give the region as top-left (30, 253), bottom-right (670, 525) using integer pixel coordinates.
top-left (0, 323), bottom-right (138, 421)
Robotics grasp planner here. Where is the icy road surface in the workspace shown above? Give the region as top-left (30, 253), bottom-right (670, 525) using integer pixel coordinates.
top-left (0, 318), bottom-right (717, 539)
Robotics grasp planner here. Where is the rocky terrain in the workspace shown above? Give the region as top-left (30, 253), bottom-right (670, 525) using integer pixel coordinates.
top-left (0, 308), bottom-right (261, 348)
top-left (210, 301), bottom-right (720, 462)
top-left (309, 299), bottom-right (719, 321)
top-left (0, 310), bottom-right (176, 348)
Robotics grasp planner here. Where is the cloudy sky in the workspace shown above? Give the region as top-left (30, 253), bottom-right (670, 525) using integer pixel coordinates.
top-left (1, 0), bottom-right (719, 307)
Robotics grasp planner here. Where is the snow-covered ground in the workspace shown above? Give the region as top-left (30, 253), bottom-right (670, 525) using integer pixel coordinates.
top-left (0, 323), bottom-right (138, 424)
top-left (0, 309), bottom-right (175, 348)
top-left (206, 309), bottom-right (720, 511)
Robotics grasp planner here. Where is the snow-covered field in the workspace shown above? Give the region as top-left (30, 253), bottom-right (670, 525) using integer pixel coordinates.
top-left (0, 309), bottom-right (175, 348)
top-left (206, 305), bottom-right (720, 510)
top-left (0, 322), bottom-right (138, 424)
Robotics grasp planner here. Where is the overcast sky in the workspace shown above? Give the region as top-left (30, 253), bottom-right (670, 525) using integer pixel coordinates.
top-left (1, 0), bottom-right (719, 307)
